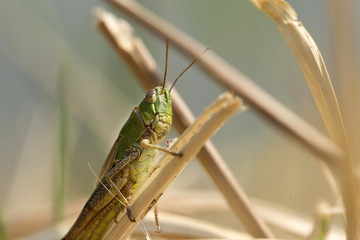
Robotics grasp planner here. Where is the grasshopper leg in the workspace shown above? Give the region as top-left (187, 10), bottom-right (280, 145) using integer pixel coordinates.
top-left (154, 204), bottom-right (162, 233)
top-left (113, 206), bottom-right (136, 223)
top-left (141, 139), bottom-right (182, 156)
top-left (104, 150), bottom-right (140, 222)
top-left (126, 207), bottom-right (136, 222)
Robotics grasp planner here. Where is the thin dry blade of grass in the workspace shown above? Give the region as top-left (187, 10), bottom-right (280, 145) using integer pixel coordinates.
top-left (250, 0), bottom-right (358, 238)
top-left (95, 9), bottom-right (274, 238)
top-left (103, 92), bottom-right (243, 240)
top-left (102, 0), bottom-right (343, 165)
top-left (250, 0), bottom-right (347, 149)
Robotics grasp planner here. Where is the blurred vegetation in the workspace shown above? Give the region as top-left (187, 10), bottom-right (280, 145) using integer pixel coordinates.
top-left (0, 0), bottom-right (358, 239)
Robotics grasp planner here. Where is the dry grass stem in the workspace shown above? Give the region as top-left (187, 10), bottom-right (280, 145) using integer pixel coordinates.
top-left (103, 92), bottom-right (242, 240)
top-left (95, 9), bottom-right (274, 238)
top-left (250, 0), bottom-right (359, 238)
top-left (250, 0), bottom-right (347, 148)
top-left (102, 0), bottom-right (343, 165)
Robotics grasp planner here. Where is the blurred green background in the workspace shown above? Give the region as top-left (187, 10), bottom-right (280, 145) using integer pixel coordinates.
top-left (0, 0), bottom-right (359, 237)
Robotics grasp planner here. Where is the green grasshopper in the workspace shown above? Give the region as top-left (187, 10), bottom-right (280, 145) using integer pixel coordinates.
top-left (62, 41), bottom-right (199, 240)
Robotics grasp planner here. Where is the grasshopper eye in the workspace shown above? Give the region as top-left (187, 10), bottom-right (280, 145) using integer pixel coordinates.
top-left (145, 89), bottom-right (157, 103)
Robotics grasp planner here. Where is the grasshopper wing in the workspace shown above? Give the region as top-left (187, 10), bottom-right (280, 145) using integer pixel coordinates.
top-left (95, 134), bottom-right (122, 186)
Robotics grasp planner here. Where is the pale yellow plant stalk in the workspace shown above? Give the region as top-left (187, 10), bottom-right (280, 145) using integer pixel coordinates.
top-left (250, 0), bottom-right (358, 238)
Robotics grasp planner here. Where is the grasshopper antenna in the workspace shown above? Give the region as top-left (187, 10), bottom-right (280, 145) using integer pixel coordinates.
top-left (169, 47), bottom-right (211, 92)
top-left (161, 39), bottom-right (169, 93)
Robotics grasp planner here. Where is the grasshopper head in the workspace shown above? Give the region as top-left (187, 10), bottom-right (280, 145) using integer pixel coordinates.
top-left (139, 86), bottom-right (172, 125)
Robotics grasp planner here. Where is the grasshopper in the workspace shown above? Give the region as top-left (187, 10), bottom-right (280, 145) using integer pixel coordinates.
top-left (62, 41), bottom-right (199, 240)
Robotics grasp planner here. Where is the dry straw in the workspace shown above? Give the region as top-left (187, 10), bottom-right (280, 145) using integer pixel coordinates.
top-left (251, 0), bottom-right (358, 238)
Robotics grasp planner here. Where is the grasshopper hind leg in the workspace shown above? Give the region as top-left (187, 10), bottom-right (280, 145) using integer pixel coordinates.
top-left (104, 150), bottom-right (140, 223)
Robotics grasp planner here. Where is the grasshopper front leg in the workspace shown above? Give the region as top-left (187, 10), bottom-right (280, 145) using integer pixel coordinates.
top-left (141, 139), bottom-right (182, 156)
